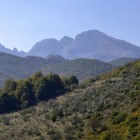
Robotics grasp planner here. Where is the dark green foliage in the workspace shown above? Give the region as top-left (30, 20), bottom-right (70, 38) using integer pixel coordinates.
top-left (126, 115), bottom-right (139, 126)
top-left (46, 73), bottom-right (64, 92)
top-left (0, 71), bottom-right (78, 113)
top-left (35, 84), bottom-right (47, 100)
top-left (4, 79), bottom-right (17, 93)
top-left (31, 71), bottom-right (43, 83)
top-left (15, 81), bottom-right (33, 108)
top-left (20, 93), bottom-right (30, 108)
top-left (110, 111), bottom-right (127, 124)
top-left (69, 76), bottom-right (79, 85)
top-left (0, 92), bottom-right (17, 113)
top-left (34, 77), bottom-right (50, 100)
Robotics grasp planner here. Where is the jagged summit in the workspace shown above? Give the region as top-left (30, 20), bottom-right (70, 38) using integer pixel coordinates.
top-left (1, 30), bottom-right (140, 61)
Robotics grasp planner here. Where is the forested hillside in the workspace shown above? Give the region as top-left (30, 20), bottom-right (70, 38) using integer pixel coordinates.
top-left (41, 58), bottom-right (115, 82)
top-left (83, 58), bottom-right (140, 85)
top-left (0, 52), bottom-right (115, 87)
top-left (109, 57), bottom-right (138, 66)
top-left (0, 59), bottom-right (140, 139)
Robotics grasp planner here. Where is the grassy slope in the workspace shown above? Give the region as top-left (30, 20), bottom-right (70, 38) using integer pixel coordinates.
top-left (1, 59), bottom-right (140, 139)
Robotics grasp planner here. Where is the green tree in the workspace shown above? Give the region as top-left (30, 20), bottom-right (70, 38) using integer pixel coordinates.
top-left (46, 73), bottom-right (64, 92)
top-left (34, 77), bottom-right (50, 100)
top-left (22, 79), bottom-right (34, 99)
top-left (20, 92), bottom-right (30, 108)
top-left (0, 92), bottom-right (17, 113)
top-left (69, 76), bottom-right (79, 85)
top-left (61, 76), bottom-right (70, 87)
top-left (15, 81), bottom-right (33, 106)
top-left (31, 71), bottom-right (43, 84)
top-left (4, 79), bottom-right (17, 93)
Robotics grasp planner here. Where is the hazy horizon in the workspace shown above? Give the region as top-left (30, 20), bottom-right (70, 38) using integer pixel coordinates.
top-left (0, 0), bottom-right (140, 52)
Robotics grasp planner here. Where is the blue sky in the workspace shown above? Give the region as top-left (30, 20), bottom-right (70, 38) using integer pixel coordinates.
top-left (0, 0), bottom-right (140, 52)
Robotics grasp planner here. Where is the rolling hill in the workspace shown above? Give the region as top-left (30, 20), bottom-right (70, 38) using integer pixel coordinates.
top-left (109, 57), bottom-right (138, 66)
top-left (0, 52), bottom-right (115, 87)
top-left (41, 58), bottom-right (115, 81)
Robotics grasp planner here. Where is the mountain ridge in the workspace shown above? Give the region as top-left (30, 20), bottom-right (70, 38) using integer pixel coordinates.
top-left (0, 43), bottom-right (26, 57)
top-left (1, 29), bottom-right (140, 61)
top-left (62, 30), bottom-right (140, 61)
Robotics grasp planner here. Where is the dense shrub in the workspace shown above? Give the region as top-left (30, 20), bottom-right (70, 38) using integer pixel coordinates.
top-left (110, 111), bottom-right (127, 124)
top-left (0, 72), bottom-right (79, 113)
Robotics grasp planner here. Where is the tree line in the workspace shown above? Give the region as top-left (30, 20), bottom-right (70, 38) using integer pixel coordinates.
top-left (0, 71), bottom-right (78, 113)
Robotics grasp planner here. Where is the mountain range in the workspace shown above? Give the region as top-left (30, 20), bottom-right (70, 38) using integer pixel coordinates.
top-left (0, 43), bottom-right (26, 57)
top-left (1, 30), bottom-right (140, 61)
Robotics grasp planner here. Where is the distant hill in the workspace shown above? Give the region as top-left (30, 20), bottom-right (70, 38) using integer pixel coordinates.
top-left (41, 58), bottom-right (115, 81)
top-left (109, 57), bottom-right (138, 66)
top-left (46, 54), bottom-right (66, 64)
top-left (25, 54), bottom-right (66, 64)
top-left (0, 52), bottom-right (114, 87)
top-left (0, 70), bottom-right (11, 86)
top-left (0, 53), bottom-right (65, 81)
